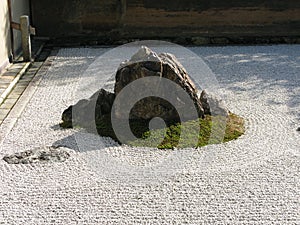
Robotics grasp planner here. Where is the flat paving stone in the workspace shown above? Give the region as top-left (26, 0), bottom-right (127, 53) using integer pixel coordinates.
top-left (31, 62), bottom-right (44, 68)
top-left (0, 77), bottom-right (15, 82)
top-left (0, 86), bottom-right (8, 90)
top-left (16, 78), bottom-right (30, 83)
top-left (6, 68), bottom-right (21, 73)
top-left (3, 98), bottom-right (18, 104)
top-left (7, 93), bottom-right (21, 99)
top-left (22, 75), bottom-right (35, 80)
top-left (0, 80), bottom-right (10, 85)
top-left (1, 72), bottom-right (16, 77)
top-left (0, 100), bottom-right (16, 109)
top-left (0, 109), bottom-right (10, 120)
top-left (11, 88), bottom-right (26, 95)
top-left (19, 77), bottom-right (34, 82)
top-left (10, 63), bottom-right (26, 69)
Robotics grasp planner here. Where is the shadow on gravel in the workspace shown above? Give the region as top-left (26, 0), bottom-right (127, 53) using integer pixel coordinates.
top-left (52, 134), bottom-right (80, 151)
top-left (192, 45), bottom-right (300, 123)
top-left (52, 131), bottom-right (120, 152)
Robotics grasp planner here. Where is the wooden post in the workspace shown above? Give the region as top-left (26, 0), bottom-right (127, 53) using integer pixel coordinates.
top-left (20, 15), bottom-right (31, 62)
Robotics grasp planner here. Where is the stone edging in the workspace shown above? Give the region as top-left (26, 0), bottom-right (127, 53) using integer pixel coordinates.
top-left (0, 49), bottom-right (58, 145)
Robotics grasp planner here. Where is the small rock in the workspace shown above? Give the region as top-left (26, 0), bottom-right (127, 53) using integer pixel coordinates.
top-left (3, 146), bottom-right (70, 164)
top-left (61, 88), bottom-right (115, 128)
top-left (200, 90), bottom-right (229, 116)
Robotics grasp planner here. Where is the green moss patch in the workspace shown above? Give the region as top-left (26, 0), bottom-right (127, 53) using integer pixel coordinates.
top-left (91, 113), bottom-right (244, 149)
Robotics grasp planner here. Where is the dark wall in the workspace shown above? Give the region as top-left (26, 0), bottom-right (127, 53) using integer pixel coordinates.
top-left (31, 0), bottom-right (300, 43)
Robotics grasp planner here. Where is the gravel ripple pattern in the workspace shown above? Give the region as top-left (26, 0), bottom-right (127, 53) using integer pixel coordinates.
top-left (0, 46), bottom-right (299, 224)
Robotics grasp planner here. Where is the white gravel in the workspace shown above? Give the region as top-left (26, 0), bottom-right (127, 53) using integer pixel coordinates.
top-left (0, 45), bottom-right (299, 224)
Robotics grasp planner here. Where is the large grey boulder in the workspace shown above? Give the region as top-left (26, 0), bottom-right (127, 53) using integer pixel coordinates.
top-left (114, 46), bottom-right (204, 121)
top-left (60, 46), bottom-right (229, 142)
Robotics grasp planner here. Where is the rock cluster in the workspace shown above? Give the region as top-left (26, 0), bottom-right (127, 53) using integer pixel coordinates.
top-left (61, 46), bottom-right (229, 139)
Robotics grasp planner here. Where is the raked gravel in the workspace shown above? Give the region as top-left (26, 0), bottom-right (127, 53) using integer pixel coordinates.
top-left (0, 45), bottom-right (299, 224)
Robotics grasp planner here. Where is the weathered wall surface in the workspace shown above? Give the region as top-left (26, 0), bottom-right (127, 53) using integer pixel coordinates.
top-left (0, 0), bottom-right (11, 72)
top-left (31, 0), bottom-right (300, 44)
top-left (31, 0), bottom-right (121, 36)
top-left (10, 0), bottom-right (30, 55)
top-left (0, 0), bottom-right (30, 73)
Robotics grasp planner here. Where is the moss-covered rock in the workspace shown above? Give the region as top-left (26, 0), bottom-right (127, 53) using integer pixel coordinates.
top-left (93, 112), bottom-right (244, 149)
top-left (60, 46), bottom-right (245, 149)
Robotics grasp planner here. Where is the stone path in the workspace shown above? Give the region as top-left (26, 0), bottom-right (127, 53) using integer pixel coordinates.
top-left (0, 45), bottom-right (299, 224)
top-left (0, 40), bottom-right (50, 124)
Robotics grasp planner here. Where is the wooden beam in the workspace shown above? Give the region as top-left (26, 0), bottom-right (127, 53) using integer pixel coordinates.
top-left (11, 22), bottom-right (20, 30)
top-left (11, 22), bottom-right (35, 35)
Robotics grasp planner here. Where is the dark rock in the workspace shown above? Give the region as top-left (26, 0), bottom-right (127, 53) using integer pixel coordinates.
top-left (3, 146), bottom-right (70, 164)
top-left (114, 46), bottom-right (204, 121)
top-left (61, 88), bottom-right (115, 128)
top-left (297, 127), bottom-right (300, 132)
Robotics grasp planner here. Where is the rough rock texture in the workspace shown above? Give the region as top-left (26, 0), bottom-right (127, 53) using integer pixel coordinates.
top-left (61, 89), bottom-right (115, 128)
top-left (61, 47), bottom-right (229, 136)
top-left (114, 46), bottom-right (204, 120)
top-left (62, 46), bottom-right (208, 129)
top-left (200, 90), bottom-right (229, 116)
top-left (3, 146), bottom-right (70, 164)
